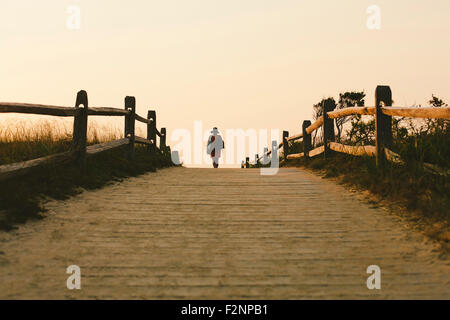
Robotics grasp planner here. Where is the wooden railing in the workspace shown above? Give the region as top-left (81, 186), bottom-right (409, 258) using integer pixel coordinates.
top-left (245, 85), bottom-right (450, 171)
top-left (0, 90), bottom-right (170, 181)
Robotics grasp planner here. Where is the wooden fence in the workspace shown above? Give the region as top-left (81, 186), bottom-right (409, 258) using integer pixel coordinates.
top-left (244, 85), bottom-right (450, 171)
top-left (0, 90), bottom-right (170, 181)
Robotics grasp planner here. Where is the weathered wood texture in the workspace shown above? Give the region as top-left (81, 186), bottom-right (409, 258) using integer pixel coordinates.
top-left (329, 142), bottom-right (376, 157)
top-left (0, 103), bottom-right (128, 117)
top-left (286, 152), bottom-right (304, 160)
top-left (86, 138), bottom-right (130, 156)
top-left (134, 136), bottom-right (153, 146)
top-left (135, 114), bottom-right (150, 124)
top-left (0, 102), bottom-right (75, 116)
top-left (287, 133), bottom-right (303, 142)
top-left (327, 106), bottom-right (375, 119)
top-left (305, 116), bottom-right (324, 135)
top-left (308, 145), bottom-right (325, 157)
top-left (88, 107), bottom-right (129, 116)
top-left (2, 168), bottom-right (448, 299)
top-left (382, 106), bottom-right (450, 119)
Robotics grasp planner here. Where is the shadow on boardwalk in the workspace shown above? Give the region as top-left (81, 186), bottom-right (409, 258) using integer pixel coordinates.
top-left (0, 167), bottom-right (448, 299)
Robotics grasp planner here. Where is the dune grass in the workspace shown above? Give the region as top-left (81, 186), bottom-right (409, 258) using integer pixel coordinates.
top-left (0, 120), bottom-right (122, 165)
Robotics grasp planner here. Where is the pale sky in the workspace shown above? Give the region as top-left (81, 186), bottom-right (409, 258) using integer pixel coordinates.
top-left (1, 0), bottom-right (449, 165)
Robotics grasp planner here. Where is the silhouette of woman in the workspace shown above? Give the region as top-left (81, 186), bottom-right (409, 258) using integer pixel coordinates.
top-left (207, 127), bottom-right (224, 168)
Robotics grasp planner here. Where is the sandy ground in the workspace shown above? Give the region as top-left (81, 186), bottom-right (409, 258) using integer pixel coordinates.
top-left (0, 167), bottom-right (448, 299)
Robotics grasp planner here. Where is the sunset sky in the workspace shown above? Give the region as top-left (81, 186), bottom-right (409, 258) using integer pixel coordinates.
top-left (1, 0), bottom-right (449, 165)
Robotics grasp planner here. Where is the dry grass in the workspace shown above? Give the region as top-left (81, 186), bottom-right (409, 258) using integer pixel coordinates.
top-left (0, 119), bottom-right (122, 165)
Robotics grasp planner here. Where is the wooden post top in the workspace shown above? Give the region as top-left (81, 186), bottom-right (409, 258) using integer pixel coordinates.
top-left (125, 96), bottom-right (136, 112)
top-left (323, 98), bottom-right (336, 112)
top-left (75, 90), bottom-right (88, 108)
top-left (375, 86), bottom-right (392, 106)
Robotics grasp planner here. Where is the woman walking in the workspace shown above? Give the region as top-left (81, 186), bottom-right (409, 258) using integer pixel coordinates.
top-left (207, 127), bottom-right (224, 168)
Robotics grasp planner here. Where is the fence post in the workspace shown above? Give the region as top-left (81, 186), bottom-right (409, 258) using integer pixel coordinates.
top-left (375, 85), bottom-right (393, 167)
top-left (323, 98), bottom-right (336, 159)
top-left (160, 127), bottom-right (167, 153)
top-left (302, 120), bottom-right (312, 158)
top-left (282, 130), bottom-right (289, 160)
top-left (147, 110), bottom-right (157, 153)
top-left (73, 90), bottom-right (88, 167)
top-left (124, 96), bottom-right (136, 160)
top-left (245, 157), bottom-right (250, 168)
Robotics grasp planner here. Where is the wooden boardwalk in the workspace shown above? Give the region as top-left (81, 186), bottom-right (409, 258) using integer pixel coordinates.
top-left (0, 167), bottom-right (448, 299)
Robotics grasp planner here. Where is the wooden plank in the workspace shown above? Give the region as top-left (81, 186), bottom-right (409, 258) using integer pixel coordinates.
top-left (306, 116), bottom-right (324, 135)
top-left (89, 107), bottom-right (129, 116)
top-left (86, 138), bottom-right (130, 156)
top-left (329, 142), bottom-right (376, 157)
top-left (287, 133), bottom-right (303, 141)
top-left (308, 145), bottom-right (325, 157)
top-left (0, 103), bottom-right (132, 117)
top-left (381, 107), bottom-right (450, 119)
top-left (135, 114), bottom-right (150, 124)
top-left (0, 151), bottom-right (76, 182)
top-left (135, 136), bottom-right (153, 146)
top-left (286, 152), bottom-right (304, 160)
top-left (0, 102), bottom-right (75, 117)
top-left (327, 106), bottom-right (375, 119)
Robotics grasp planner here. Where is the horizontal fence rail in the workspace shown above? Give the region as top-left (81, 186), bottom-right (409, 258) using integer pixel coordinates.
top-left (246, 85), bottom-right (450, 173)
top-left (0, 90), bottom-right (171, 181)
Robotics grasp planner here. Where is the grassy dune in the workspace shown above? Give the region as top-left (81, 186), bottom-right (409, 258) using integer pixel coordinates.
top-left (280, 117), bottom-right (450, 250)
top-left (0, 120), bottom-right (173, 231)
top-left (0, 120), bottom-right (122, 165)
